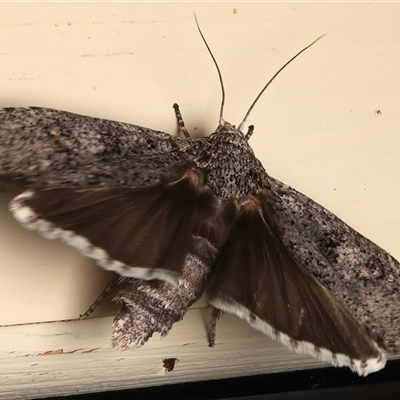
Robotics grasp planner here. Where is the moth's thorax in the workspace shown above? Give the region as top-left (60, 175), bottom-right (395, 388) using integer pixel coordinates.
top-left (185, 123), bottom-right (267, 200)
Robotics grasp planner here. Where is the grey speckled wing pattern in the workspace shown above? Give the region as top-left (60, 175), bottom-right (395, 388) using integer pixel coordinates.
top-left (268, 177), bottom-right (400, 356)
top-left (1, 31), bottom-right (399, 377)
top-left (0, 107), bottom-right (189, 189)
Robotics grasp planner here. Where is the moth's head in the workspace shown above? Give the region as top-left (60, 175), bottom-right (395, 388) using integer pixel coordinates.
top-left (215, 119), bottom-right (254, 141)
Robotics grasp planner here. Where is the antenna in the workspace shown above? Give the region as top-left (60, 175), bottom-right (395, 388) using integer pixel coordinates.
top-left (194, 14), bottom-right (226, 126)
top-left (237, 35), bottom-right (325, 132)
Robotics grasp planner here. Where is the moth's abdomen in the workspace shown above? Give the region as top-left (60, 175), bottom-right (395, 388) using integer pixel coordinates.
top-left (112, 234), bottom-right (218, 349)
top-left (111, 198), bottom-right (236, 349)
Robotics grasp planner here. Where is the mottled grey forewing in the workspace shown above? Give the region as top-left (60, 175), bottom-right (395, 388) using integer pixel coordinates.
top-left (1, 106), bottom-right (203, 283)
top-left (0, 107), bottom-right (186, 188)
top-left (209, 193), bottom-right (385, 376)
top-left (267, 176), bottom-right (400, 355)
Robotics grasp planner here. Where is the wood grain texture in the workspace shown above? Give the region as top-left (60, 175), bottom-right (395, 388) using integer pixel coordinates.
top-left (0, 307), bottom-right (358, 399)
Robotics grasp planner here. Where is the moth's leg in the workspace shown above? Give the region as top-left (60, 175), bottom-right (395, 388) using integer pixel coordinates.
top-left (208, 307), bottom-right (222, 347)
top-left (245, 125), bottom-right (254, 140)
top-left (173, 103), bottom-right (191, 139)
top-left (79, 277), bottom-right (121, 319)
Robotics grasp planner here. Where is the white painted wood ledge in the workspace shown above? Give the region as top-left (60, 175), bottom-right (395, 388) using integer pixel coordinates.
top-left (0, 305), bottom-right (337, 399)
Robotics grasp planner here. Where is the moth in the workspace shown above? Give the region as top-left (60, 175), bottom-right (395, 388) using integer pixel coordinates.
top-left (0, 19), bottom-right (398, 378)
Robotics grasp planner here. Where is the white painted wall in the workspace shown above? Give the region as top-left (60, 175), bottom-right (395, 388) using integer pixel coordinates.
top-left (0, 2), bottom-right (399, 397)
